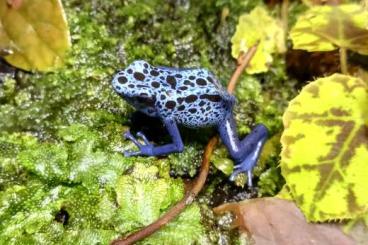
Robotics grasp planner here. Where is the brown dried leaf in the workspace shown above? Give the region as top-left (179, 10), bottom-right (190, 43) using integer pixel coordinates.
top-left (214, 198), bottom-right (354, 245)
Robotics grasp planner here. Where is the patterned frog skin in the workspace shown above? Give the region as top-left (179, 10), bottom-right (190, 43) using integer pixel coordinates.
top-left (112, 60), bottom-right (268, 186)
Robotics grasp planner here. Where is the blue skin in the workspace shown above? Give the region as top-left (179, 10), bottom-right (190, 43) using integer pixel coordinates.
top-left (112, 60), bottom-right (268, 186)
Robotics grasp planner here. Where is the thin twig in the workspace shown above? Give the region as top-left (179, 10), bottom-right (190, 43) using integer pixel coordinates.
top-left (227, 45), bottom-right (258, 94)
top-left (281, 0), bottom-right (289, 38)
top-left (339, 47), bottom-right (348, 75)
top-left (111, 44), bottom-right (259, 245)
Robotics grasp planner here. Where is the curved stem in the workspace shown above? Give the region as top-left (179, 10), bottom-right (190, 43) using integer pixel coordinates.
top-left (227, 44), bottom-right (258, 94)
top-left (111, 44), bottom-right (258, 245)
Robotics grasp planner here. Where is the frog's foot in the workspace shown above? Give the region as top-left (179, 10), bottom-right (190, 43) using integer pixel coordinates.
top-left (229, 164), bottom-right (254, 187)
top-left (228, 134), bottom-right (268, 187)
top-left (123, 130), bottom-right (153, 157)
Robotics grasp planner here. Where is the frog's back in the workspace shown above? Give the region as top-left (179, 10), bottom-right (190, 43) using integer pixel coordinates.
top-left (152, 65), bottom-right (235, 128)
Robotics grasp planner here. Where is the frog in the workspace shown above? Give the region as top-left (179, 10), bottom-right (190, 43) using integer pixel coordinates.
top-left (112, 60), bottom-right (268, 186)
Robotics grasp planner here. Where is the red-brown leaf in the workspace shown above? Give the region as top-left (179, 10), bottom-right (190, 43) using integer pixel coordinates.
top-left (214, 198), bottom-right (354, 245)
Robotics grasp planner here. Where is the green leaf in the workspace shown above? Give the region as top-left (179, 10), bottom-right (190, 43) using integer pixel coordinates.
top-left (290, 4), bottom-right (368, 54)
top-left (210, 146), bottom-right (234, 176)
top-left (281, 73), bottom-right (368, 221)
top-left (231, 6), bottom-right (285, 74)
top-left (0, 0), bottom-right (71, 71)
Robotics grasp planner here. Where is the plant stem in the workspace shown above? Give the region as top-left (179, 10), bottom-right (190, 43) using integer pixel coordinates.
top-left (339, 47), bottom-right (348, 74)
top-left (227, 44), bottom-right (258, 94)
top-left (110, 44), bottom-right (258, 245)
top-left (281, 0), bottom-right (289, 37)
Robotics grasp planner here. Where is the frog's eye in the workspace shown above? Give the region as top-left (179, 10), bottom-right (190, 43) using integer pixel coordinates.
top-left (131, 60), bottom-right (150, 71)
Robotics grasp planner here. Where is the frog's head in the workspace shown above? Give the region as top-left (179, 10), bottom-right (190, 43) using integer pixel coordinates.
top-left (112, 60), bottom-right (156, 110)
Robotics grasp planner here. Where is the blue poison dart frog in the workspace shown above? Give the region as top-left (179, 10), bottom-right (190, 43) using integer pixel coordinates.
top-left (112, 60), bottom-right (268, 186)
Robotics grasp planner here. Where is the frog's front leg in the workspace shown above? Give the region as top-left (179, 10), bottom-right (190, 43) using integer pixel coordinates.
top-left (217, 113), bottom-right (268, 186)
top-left (124, 118), bottom-right (184, 157)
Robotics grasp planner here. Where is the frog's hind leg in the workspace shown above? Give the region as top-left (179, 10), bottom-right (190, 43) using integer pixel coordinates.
top-left (124, 118), bottom-right (184, 157)
top-left (217, 113), bottom-right (268, 186)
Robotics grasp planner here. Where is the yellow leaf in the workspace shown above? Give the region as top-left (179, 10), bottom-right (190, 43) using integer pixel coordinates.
top-left (301, 0), bottom-right (348, 6)
top-left (276, 185), bottom-right (293, 201)
top-left (231, 6), bottom-right (285, 74)
top-left (0, 0), bottom-right (71, 71)
top-left (290, 4), bottom-right (368, 55)
top-left (281, 74), bottom-right (368, 222)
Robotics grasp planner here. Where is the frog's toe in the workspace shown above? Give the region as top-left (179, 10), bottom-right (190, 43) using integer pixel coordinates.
top-left (123, 130), bottom-right (133, 140)
top-left (229, 168), bottom-right (243, 181)
top-left (123, 131), bottom-right (141, 147)
top-left (124, 150), bottom-right (141, 157)
top-left (136, 131), bottom-right (150, 145)
top-left (230, 165), bottom-right (254, 187)
top-left (124, 144), bottom-right (154, 157)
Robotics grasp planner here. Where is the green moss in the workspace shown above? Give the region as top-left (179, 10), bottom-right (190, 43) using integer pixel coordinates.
top-left (0, 182), bottom-right (64, 244)
top-left (15, 124), bottom-right (131, 187)
top-left (234, 75), bottom-right (264, 135)
top-left (113, 163), bottom-right (204, 245)
top-left (18, 143), bottom-right (71, 184)
top-left (0, 140), bottom-right (203, 244)
top-left (0, 77), bottom-right (16, 102)
top-left (139, 204), bottom-right (204, 245)
top-left (258, 167), bottom-right (285, 196)
top-left (115, 163), bottom-right (185, 232)
top-left (0, 182), bottom-right (119, 244)
top-left (0, 133), bottom-right (38, 190)
top-left (167, 143), bottom-right (203, 177)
